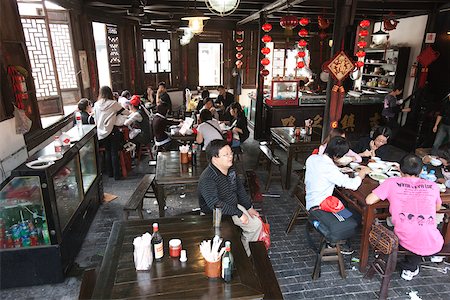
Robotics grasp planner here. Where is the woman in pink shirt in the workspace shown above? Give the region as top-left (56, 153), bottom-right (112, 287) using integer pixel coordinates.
top-left (319, 128), bottom-right (362, 163)
top-left (366, 154), bottom-right (443, 280)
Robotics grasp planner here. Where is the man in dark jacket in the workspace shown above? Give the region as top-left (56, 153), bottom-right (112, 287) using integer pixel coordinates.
top-left (198, 139), bottom-right (262, 256)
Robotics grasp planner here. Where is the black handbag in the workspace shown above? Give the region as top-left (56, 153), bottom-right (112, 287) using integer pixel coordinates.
top-left (307, 208), bottom-right (358, 243)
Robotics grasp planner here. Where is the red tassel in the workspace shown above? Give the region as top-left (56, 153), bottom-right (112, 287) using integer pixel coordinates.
top-left (418, 67), bottom-right (428, 88)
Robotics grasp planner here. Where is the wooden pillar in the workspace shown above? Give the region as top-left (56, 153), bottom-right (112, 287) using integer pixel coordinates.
top-left (322, 0), bottom-right (357, 140)
top-left (254, 14), bottom-right (265, 140)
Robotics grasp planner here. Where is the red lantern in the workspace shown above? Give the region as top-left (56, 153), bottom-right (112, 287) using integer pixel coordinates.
top-left (236, 38), bottom-right (244, 44)
top-left (359, 19), bottom-right (370, 28)
top-left (298, 39), bottom-right (308, 47)
top-left (261, 58), bottom-right (270, 66)
top-left (358, 30), bottom-right (368, 37)
top-left (280, 15), bottom-right (298, 30)
top-left (236, 52), bottom-right (243, 60)
top-left (297, 61), bottom-right (305, 68)
top-left (236, 30), bottom-right (244, 35)
top-left (236, 46), bottom-right (243, 51)
top-left (357, 40), bottom-right (367, 48)
top-left (261, 47), bottom-right (271, 55)
top-left (355, 61), bottom-right (365, 68)
top-left (356, 51), bottom-right (366, 58)
top-left (235, 60), bottom-right (243, 67)
top-left (299, 18), bottom-right (309, 26)
top-left (297, 51), bottom-right (306, 58)
top-left (260, 69), bottom-right (270, 76)
top-left (261, 35), bottom-right (272, 43)
top-left (261, 23), bottom-right (272, 32)
top-left (298, 29), bottom-right (308, 37)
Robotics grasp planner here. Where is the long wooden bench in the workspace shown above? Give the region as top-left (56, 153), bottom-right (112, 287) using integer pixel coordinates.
top-left (259, 144), bottom-right (284, 191)
top-left (123, 174), bottom-right (156, 220)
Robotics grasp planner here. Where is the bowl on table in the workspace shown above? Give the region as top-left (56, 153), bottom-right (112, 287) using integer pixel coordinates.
top-left (349, 162), bottom-right (359, 170)
top-left (369, 172), bottom-right (388, 183)
top-left (368, 162), bottom-right (390, 173)
top-left (431, 158), bottom-right (443, 167)
top-left (335, 156), bottom-right (353, 166)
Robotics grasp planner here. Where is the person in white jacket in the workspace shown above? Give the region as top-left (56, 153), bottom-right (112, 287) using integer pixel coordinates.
top-left (94, 86), bottom-right (129, 180)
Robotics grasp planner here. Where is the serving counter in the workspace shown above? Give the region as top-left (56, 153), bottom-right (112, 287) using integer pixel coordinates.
top-left (249, 93), bottom-right (384, 140)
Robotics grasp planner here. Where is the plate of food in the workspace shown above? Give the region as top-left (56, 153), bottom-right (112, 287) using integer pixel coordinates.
top-left (368, 162), bottom-right (390, 173)
top-left (386, 171), bottom-right (401, 178)
top-left (369, 172), bottom-right (388, 182)
top-left (26, 160), bottom-right (55, 169)
top-left (38, 153), bottom-right (63, 162)
top-left (339, 167), bottom-right (353, 173)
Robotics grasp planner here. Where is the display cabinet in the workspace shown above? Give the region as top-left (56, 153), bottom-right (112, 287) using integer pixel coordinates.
top-left (355, 47), bottom-right (410, 94)
top-left (0, 125), bottom-right (102, 289)
top-left (265, 80), bottom-right (299, 106)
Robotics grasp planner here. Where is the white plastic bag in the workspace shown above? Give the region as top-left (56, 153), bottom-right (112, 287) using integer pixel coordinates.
top-left (14, 106), bottom-right (32, 134)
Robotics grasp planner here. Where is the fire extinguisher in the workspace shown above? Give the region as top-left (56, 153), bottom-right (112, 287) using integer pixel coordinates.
top-left (7, 66), bottom-right (28, 109)
top-left (410, 62), bottom-right (418, 78)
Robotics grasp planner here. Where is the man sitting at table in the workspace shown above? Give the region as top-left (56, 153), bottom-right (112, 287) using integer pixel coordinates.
top-left (216, 85), bottom-right (235, 109)
top-left (156, 82), bottom-right (172, 114)
top-left (305, 136), bottom-right (371, 254)
top-left (198, 139), bottom-right (262, 256)
top-left (152, 103), bottom-right (181, 151)
top-left (366, 154), bottom-right (444, 281)
top-left (200, 97), bottom-right (219, 120)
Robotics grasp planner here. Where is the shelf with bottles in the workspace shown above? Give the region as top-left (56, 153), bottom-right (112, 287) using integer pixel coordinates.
top-left (0, 176), bottom-right (51, 249)
top-left (362, 73), bottom-right (395, 78)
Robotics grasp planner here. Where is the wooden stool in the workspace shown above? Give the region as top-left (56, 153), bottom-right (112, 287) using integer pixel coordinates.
top-left (119, 150), bottom-right (132, 178)
top-left (312, 237), bottom-right (347, 280)
top-left (364, 224), bottom-right (399, 300)
top-left (123, 174), bottom-right (156, 220)
top-left (258, 144), bottom-right (284, 191)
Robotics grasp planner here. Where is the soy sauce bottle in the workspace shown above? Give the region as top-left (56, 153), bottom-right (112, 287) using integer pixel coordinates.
top-left (152, 223), bottom-right (164, 261)
top-left (221, 241), bottom-right (233, 282)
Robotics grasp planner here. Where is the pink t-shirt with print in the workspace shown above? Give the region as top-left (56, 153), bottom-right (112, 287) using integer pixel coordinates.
top-left (373, 177), bottom-right (443, 256)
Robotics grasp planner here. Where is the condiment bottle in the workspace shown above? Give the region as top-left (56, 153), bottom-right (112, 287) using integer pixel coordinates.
top-left (221, 241), bottom-right (233, 282)
top-left (152, 223), bottom-right (164, 261)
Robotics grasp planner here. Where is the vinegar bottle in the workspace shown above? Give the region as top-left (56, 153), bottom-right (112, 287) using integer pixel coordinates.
top-left (151, 223), bottom-right (164, 261)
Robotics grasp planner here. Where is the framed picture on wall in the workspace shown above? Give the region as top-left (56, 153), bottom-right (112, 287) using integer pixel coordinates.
top-left (79, 50), bottom-right (90, 89)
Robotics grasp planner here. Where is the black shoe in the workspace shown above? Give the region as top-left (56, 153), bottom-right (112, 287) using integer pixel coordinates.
top-left (340, 244), bottom-right (354, 255)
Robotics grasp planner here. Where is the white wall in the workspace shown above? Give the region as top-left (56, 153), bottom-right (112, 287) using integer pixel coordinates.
top-left (373, 15), bottom-right (428, 96)
top-left (0, 118), bottom-right (28, 182)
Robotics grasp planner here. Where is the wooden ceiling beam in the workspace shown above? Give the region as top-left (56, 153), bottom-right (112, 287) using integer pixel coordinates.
top-left (237, 0), bottom-right (309, 25)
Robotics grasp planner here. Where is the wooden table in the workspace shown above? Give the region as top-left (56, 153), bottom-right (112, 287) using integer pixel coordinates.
top-left (270, 127), bottom-right (321, 189)
top-left (154, 151), bottom-right (209, 217)
top-left (170, 132), bottom-right (196, 143)
top-left (335, 178), bottom-right (450, 272)
top-left (91, 215), bottom-right (282, 299)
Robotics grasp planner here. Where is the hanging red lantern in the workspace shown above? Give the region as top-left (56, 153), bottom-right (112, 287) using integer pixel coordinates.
top-left (261, 58), bottom-right (270, 66)
top-left (260, 69), bottom-right (270, 76)
top-left (236, 52), bottom-right (243, 60)
top-left (261, 23), bottom-right (272, 32)
top-left (298, 39), bottom-right (308, 47)
top-left (235, 60), bottom-right (243, 67)
top-left (358, 29), bottom-right (368, 37)
top-left (236, 37), bottom-right (244, 44)
top-left (280, 15), bottom-right (298, 30)
top-left (355, 61), bottom-right (365, 68)
top-left (297, 51), bottom-right (306, 58)
top-left (359, 19), bottom-right (371, 28)
top-left (261, 47), bottom-right (271, 55)
top-left (356, 51), bottom-right (366, 58)
top-left (357, 40), bottom-right (368, 48)
top-left (299, 18), bottom-right (309, 26)
top-left (236, 46), bottom-right (243, 51)
top-left (298, 29), bottom-right (308, 37)
top-left (236, 30), bottom-right (244, 35)
top-left (261, 35), bottom-right (272, 43)
top-left (297, 61), bottom-right (305, 68)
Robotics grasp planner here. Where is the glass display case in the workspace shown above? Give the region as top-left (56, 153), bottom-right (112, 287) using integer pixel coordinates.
top-left (0, 176), bottom-right (50, 249)
top-left (0, 125), bottom-right (102, 289)
top-left (265, 80), bottom-right (299, 106)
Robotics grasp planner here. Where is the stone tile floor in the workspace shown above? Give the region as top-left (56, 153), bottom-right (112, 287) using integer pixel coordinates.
top-left (1, 135), bottom-right (450, 299)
